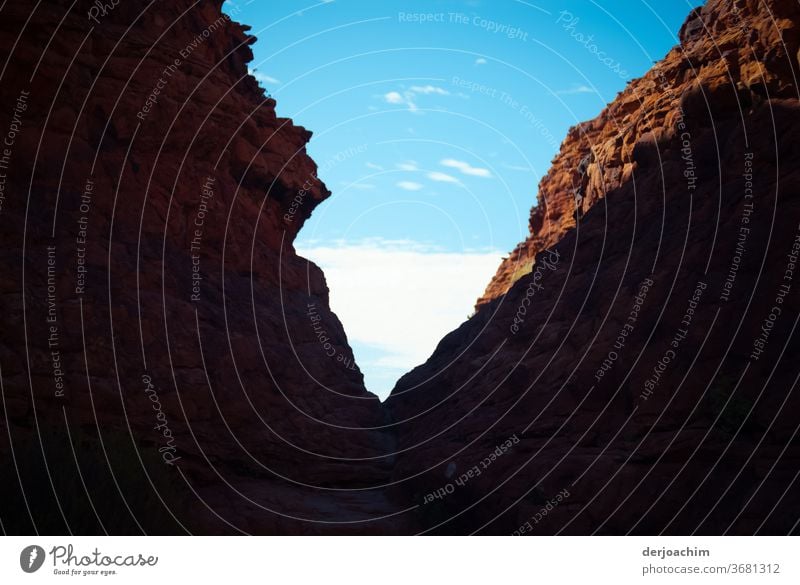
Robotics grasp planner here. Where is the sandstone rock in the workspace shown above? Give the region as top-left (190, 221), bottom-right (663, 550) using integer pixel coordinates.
top-left (390, 0), bottom-right (800, 534)
top-left (0, 0), bottom-right (397, 535)
top-left (1, 0), bottom-right (798, 536)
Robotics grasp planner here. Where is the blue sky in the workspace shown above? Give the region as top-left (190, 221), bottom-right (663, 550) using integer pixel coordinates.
top-left (224, 0), bottom-right (704, 399)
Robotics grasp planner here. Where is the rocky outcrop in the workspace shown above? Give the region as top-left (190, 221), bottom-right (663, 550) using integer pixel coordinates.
top-left (389, 0), bottom-right (800, 534)
top-left (0, 0), bottom-right (400, 534)
top-left (476, 0), bottom-right (800, 308)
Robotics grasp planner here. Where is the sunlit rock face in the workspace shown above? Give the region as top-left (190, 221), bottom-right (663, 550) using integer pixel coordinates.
top-left (1, 0), bottom-right (799, 535)
top-left (387, 0), bottom-right (800, 534)
top-left (476, 0), bottom-right (800, 309)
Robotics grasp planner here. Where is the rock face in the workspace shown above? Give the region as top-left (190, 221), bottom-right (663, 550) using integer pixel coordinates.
top-left (1, 0), bottom-right (799, 535)
top-left (388, 0), bottom-right (800, 534)
top-left (0, 0), bottom-right (399, 534)
top-left (477, 0), bottom-right (800, 308)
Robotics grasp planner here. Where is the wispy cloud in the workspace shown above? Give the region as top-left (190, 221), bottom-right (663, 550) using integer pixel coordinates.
top-left (384, 91), bottom-right (405, 104)
top-left (383, 91), bottom-right (418, 112)
top-left (396, 161), bottom-right (419, 171)
top-left (296, 239), bottom-right (503, 399)
top-left (441, 158), bottom-right (493, 178)
top-left (381, 84), bottom-right (450, 112)
top-left (409, 85), bottom-right (449, 95)
top-left (475, 58), bottom-right (487, 65)
top-left (556, 84), bottom-right (596, 95)
top-left (396, 181), bottom-right (424, 191)
top-left (365, 162), bottom-right (383, 171)
top-left (427, 171), bottom-right (460, 184)
top-left (248, 68), bottom-right (280, 85)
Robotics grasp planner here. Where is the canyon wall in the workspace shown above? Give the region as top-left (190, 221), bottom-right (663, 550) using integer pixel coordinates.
top-left (1, 0), bottom-right (799, 535)
top-left (388, 0), bottom-right (800, 534)
top-left (0, 0), bottom-right (400, 535)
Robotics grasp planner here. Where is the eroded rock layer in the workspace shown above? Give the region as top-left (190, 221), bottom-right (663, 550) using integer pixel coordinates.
top-left (1, 0), bottom-right (799, 536)
top-left (0, 0), bottom-right (400, 535)
top-left (388, 0), bottom-right (800, 534)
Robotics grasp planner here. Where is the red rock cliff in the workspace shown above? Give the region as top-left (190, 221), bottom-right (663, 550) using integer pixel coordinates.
top-left (477, 0), bottom-right (800, 308)
top-left (389, 0), bottom-right (800, 534)
top-left (0, 0), bottom-right (401, 535)
top-left (2, 0), bottom-right (799, 536)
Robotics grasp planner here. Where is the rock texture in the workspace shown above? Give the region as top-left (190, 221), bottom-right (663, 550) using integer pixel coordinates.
top-left (0, 0), bottom-right (400, 535)
top-left (1, 0), bottom-right (799, 535)
top-left (389, 0), bottom-right (800, 534)
top-left (476, 0), bottom-right (800, 309)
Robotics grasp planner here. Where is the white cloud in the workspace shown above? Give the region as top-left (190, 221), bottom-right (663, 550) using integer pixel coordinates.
top-left (475, 58), bottom-right (487, 65)
top-left (427, 171), bottom-right (460, 184)
top-left (381, 84), bottom-right (451, 112)
top-left (384, 91), bottom-right (405, 104)
top-left (365, 162), bottom-right (384, 171)
top-left (296, 240), bottom-right (503, 399)
top-left (248, 68), bottom-right (280, 85)
top-left (396, 161), bottom-right (419, 171)
top-left (557, 84), bottom-right (596, 95)
top-left (441, 158), bottom-right (493, 178)
top-left (396, 181), bottom-right (424, 191)
top-left (383, 91), bottom-right (418, 112)
top-left (409, 85), bottom-right (449, 95)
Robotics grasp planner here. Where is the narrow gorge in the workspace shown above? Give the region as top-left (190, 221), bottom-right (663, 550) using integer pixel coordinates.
top-left (1, 0), bottom-right (799, 535)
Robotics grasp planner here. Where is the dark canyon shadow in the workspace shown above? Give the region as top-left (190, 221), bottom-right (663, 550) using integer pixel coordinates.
top-left (0, 0), bottom-right (799, 535)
